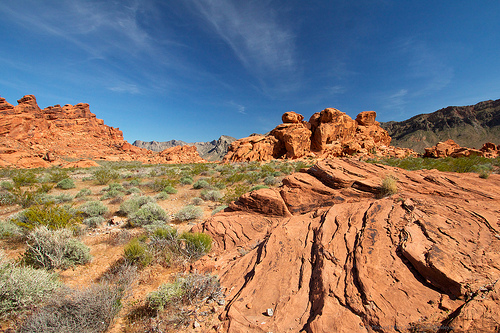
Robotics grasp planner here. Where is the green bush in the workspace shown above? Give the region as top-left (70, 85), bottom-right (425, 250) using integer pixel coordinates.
top-left (200, 189), bottom-right (222, 202)
top-left (75, 188), bottom-right (92, 198)
top-left (180, 232), bottom-right (212, 259)
top-left (0, 219), bottom-right (22, 239)
top-left (163, 185), bottom-right (177, 194)
top-left (0, 252), bottom-right (60, 317)
top-left (155, 192), bottom-right (170, 201)
top-left (0, 181), bottom-right (13, 191)
top-left (146, 279), bottom-right (184, 311)
top-left (120, 195), bottom-right (155, 216)
top-left (56, 178), bottom-right (76, 190)
top-left (250, 185), bottom-right (269, 191)
top-left (102, 182), bottom-right (126, 192)
top-left (126, 186), bottom-right (141, 194)
top-left (193, 179), bottom-right (210, 189)
top-left (23, 227), bottom-right (91, 270)
top-left (92, 168), bottom-right (119, 185)
top-left (12, 170), bottom-right (39, 187)
top-left (264, 176), bottom-right (278, 186)
top-left (79, 200), bottom-right (109, 217)
top-left (128, 202), bottom-right (169, 227)
top-left (124, 238), bottom-right (152, 267)
top-left (48, 169), bottom-right (70, 183)
top-left (149, 178), bottom-right (178, 192)
top-left (222, 184), bottom-right (251, 203)
top-left (180, 176), bottom-right (193, 185)
top-left (191, 197), bottom-right (204, 206)
top-left (0, 191), bottom-right (16, 206)
top-left (175, 205), bottom-right (203, 221)
top-left (18, 283), bottom-right (123, 333)
top-left (100, 189), bottom-right (124, 200)
top-left (212, 205), bottom-right (228, 215)
top-left (14, 203), bottom-right (82, 231)
top-left (83, 216), bottom-right (106, 228)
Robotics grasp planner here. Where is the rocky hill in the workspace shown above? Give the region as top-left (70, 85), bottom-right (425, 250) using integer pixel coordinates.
top-left (224, 109), bottom-right (417, 162)
top-left (0, 95), bottom-right (205, 168)
top-left (194, 159), bottom-right (500, 332)
top-left (133, 135), bottom-right (236, 161)
top-left (381, 99), bottom-right (500, 153)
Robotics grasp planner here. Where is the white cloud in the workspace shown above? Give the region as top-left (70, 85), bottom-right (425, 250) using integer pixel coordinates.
top-left (187, 0), bottom-right (295, 75)
top-left (226, 101), bottom-right (246, 114)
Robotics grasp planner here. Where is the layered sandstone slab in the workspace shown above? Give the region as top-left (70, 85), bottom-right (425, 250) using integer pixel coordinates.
top-left (224, 108), bottom-right (416, 162)
top-left (194, 159), bottom-right (500, 332)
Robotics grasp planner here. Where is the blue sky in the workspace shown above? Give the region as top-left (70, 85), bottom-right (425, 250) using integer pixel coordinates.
top-left (1, 1), bottom-right (499, 143)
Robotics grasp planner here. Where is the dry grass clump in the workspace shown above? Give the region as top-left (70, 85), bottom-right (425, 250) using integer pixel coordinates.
top-left (379, 174), bottom-right (398, 197)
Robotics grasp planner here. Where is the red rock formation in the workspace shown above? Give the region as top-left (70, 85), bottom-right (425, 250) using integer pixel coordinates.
top-left (194, 159), bottom-right (500, 332)
top-left (0, 95), bottom-right (206, 168)
top-left (224, 108), bottom-right (416, 162)
top-left (424, 139), bottom-right (499, 158)
top-left (156, 145), bottom-right (206, 164)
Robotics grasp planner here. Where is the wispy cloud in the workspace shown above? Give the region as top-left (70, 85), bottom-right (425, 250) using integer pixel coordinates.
top-left (108, 83), bottom-right (141, 95)
top-left (226, 101), bottom-right (246, 114)
top-left (187, 0), bottom-right (296, 76)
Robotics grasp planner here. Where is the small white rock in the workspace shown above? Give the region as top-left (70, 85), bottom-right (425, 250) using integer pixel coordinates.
top-left (266, 308), bottom-right (274, 317)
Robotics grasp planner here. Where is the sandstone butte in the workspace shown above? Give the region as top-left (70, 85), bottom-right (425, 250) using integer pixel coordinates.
top-left (223, 109), bottom-right (418, 162)
top-left (424, 139), bottom-right (499, 158)
top-left (193, 159), bottom-right (500, 332)
top-left (0, 95), bottom-right (205, 168)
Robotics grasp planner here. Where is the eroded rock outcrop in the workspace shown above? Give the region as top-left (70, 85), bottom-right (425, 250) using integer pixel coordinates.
top-left (224, 108), bottom-right (416, 162)
top-left (0, 95), bottom-right (206, 167)
top-left (194, 159), bottom-right (500, 332)
top-left (424, 139), bottom-right (499, 158)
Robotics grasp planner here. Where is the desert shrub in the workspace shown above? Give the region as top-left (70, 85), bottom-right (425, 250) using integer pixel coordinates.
top-left (119, 195), bottom-right (155, 216)
top-left (128, 202), bottom-right (169, 227)
top-left (180, 176), bottom-right (193, 185)
top-left (93, 168), bottom-right (119, 185)
top-left (191, 197), bottom-right (204, 206)
top-left (129, 179), bottom-right (141, 186)
top-left (379, 175), bottom-right (398, 197)
top-left (0, 219), bottom-right (22, 239)
top-left (149, 178), bottom-right (178, 192)
top-left (83, 216), bottom-right (106, 228)
top-left (180, 232), bottom-right (212, 259)
top-left (78, 200), bottom-right (109, 217)
top-left (263, 176), bottom-right (278, 186)
top-left (163, 185), bottom-right (177, 194)
top-left (39, 193), bottom-right (74, 204)
top-left (14, 203), bottom-right (82, 231)
top-left (18, 283), bottom-right (123, 333)
top-left (212, 205), bottom-right (228, 215)
top-left (175, 205), bottom-right (203, 221)
top-left (193, 179), bottom-right (210, 189)
top-left (47, 168), bottom-right (69, 183)
top-left (0, 191), bottom-right (16, 206)
top-left (155, 191), bottom-right (170, 200)
top-left (75, 188), bottom-right (92, 198)
top-left (200, 189), bottom-right (222, 202)
top-left (102, 182), bottom-right (126, 193)
top-left (250, 185), bottom-right (269, 191)
top-left (0, 252), bottom-right (60, 317)
top-left (127, 186), bottom-right (141, 194)
top-left (146, 273), bottom-right (221, 312)
top-left (8, 183), bottom-right (53, 208)
top-left (146, 279), bottom-right (185, 311)
top-left (222, 184), bottom-right (251, 203)
top-left (23, 226), bottom-right (91, 270)
top-left (124, 238), bottom-right (152, 267)
top-left (100, 189), bottom-right (124, 200)
top-left (475, 164), bottom-right (492, 179)
top-left (0, 181), bottom-right (13, 191)
top-left (12, 170), bottom-right (38, 187)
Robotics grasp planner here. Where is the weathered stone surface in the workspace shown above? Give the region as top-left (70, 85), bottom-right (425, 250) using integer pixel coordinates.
top-left (194, 159), bottom-right (500, 332)
top-left (424, 139), bottom-right (499, 158)
top-left (157, 145), bottom-right (205, 164)
top-left (224, 108), bottom-right (415, 162)
top-left (0, 95), bottom-right (206, 167)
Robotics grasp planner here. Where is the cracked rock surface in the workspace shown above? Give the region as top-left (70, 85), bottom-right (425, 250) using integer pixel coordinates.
top-left (194, 159), bottom-right (500, 332)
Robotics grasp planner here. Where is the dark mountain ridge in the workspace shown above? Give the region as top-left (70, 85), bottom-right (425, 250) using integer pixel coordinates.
top-left (381, 99), bottom-right (500, 152)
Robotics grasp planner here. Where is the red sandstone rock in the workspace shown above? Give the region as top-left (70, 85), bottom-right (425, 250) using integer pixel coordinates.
top-left (224, 108), bottom-right (412, 162)
top-left (0, 95), bottom-right (206, 168)
top-left (424, 139), bottom-right (499, 158)
top-left (193, 159), bottom-right (500, 332)
top-left (157, 145), bottom-right (206, 164)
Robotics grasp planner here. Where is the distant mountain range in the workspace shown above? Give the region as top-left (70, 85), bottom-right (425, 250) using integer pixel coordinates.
top-left (133, 135), bottom-right (236, 161)
top-left (381, 99), bottom-right (500, 153)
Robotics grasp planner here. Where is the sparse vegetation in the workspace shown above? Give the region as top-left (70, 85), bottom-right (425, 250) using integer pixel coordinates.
top-left (128, 202), bottom-right (169, 227)
top-left (379, 175), bottom-right (398, 197)
top-left (56, 178), bottom-right (75, 189)
top-left (92, 167), bottom-right (120, 185)
top-left (175, 205), bottom-right (203, 221)
top-left (13, 203), bottom-right (82, 232)
top-left (78, 200), bottom-right (109, 217)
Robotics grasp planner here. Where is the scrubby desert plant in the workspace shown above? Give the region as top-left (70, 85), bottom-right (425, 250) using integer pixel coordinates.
top-left (92, 168), bottom-right (119, 185)
top-left (200, 189), bottom-right (222, 202)
top-left (83, 216), bottom-right (106, 228)
top-left (119, 195), bottom-right (155, 216)
top-left (18, 283), bottom-right (123, 333)
top-left (23, 226), bottom-right (91, 269)
top-left (12, 170), bottom-right (39, 187)
top-left (78, 200), bottom-right (109, 217)
top-left (126, 186), bottom-right (141, 194)
top-left (75, 188), bottom-right (92, 198)
top-left (175, 205), bottom-right (203, 221)
top-left (0, 252), bottom-right (60, 317)
top-left (47, 168), bottom-right (69, 184)
top-left (0, 181), bottom-right (14, 191)
top-left (180, 232), bottom-right (212, 259)
top-left (191, 197), bottom-right (204, 206)
top-left (146, 279), bottom-right (185, 311)
top-left (123, 238), bottom-right (152, 267)
top-left (163, 185), bottom-right (177, 194)
top-left (128, 202), bottom-right (169, 227)
top-left (180, 176), bottom-right (193, 185)
top-left (14, 203), bottom-right (82, 231)
top-left (379, 175), bottom-right (398, 197)
top-left (250, 185), bottom-right (269, 191)
top-left (192, 179), bottom-right (210, 189)
top-left (56, 178), bottom-right (75, 190)
top-left (263, 176), bottom-right (278, 186)
top-left (212, 205), bottom-right (228, 215)
top-left (155, 191), bottom-right (170, 201)
top-left (0, 219), bottom-right (22, 239)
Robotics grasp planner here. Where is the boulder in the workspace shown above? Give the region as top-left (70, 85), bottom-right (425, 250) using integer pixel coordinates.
top-left (282, 111), bottom-right (304, 123)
